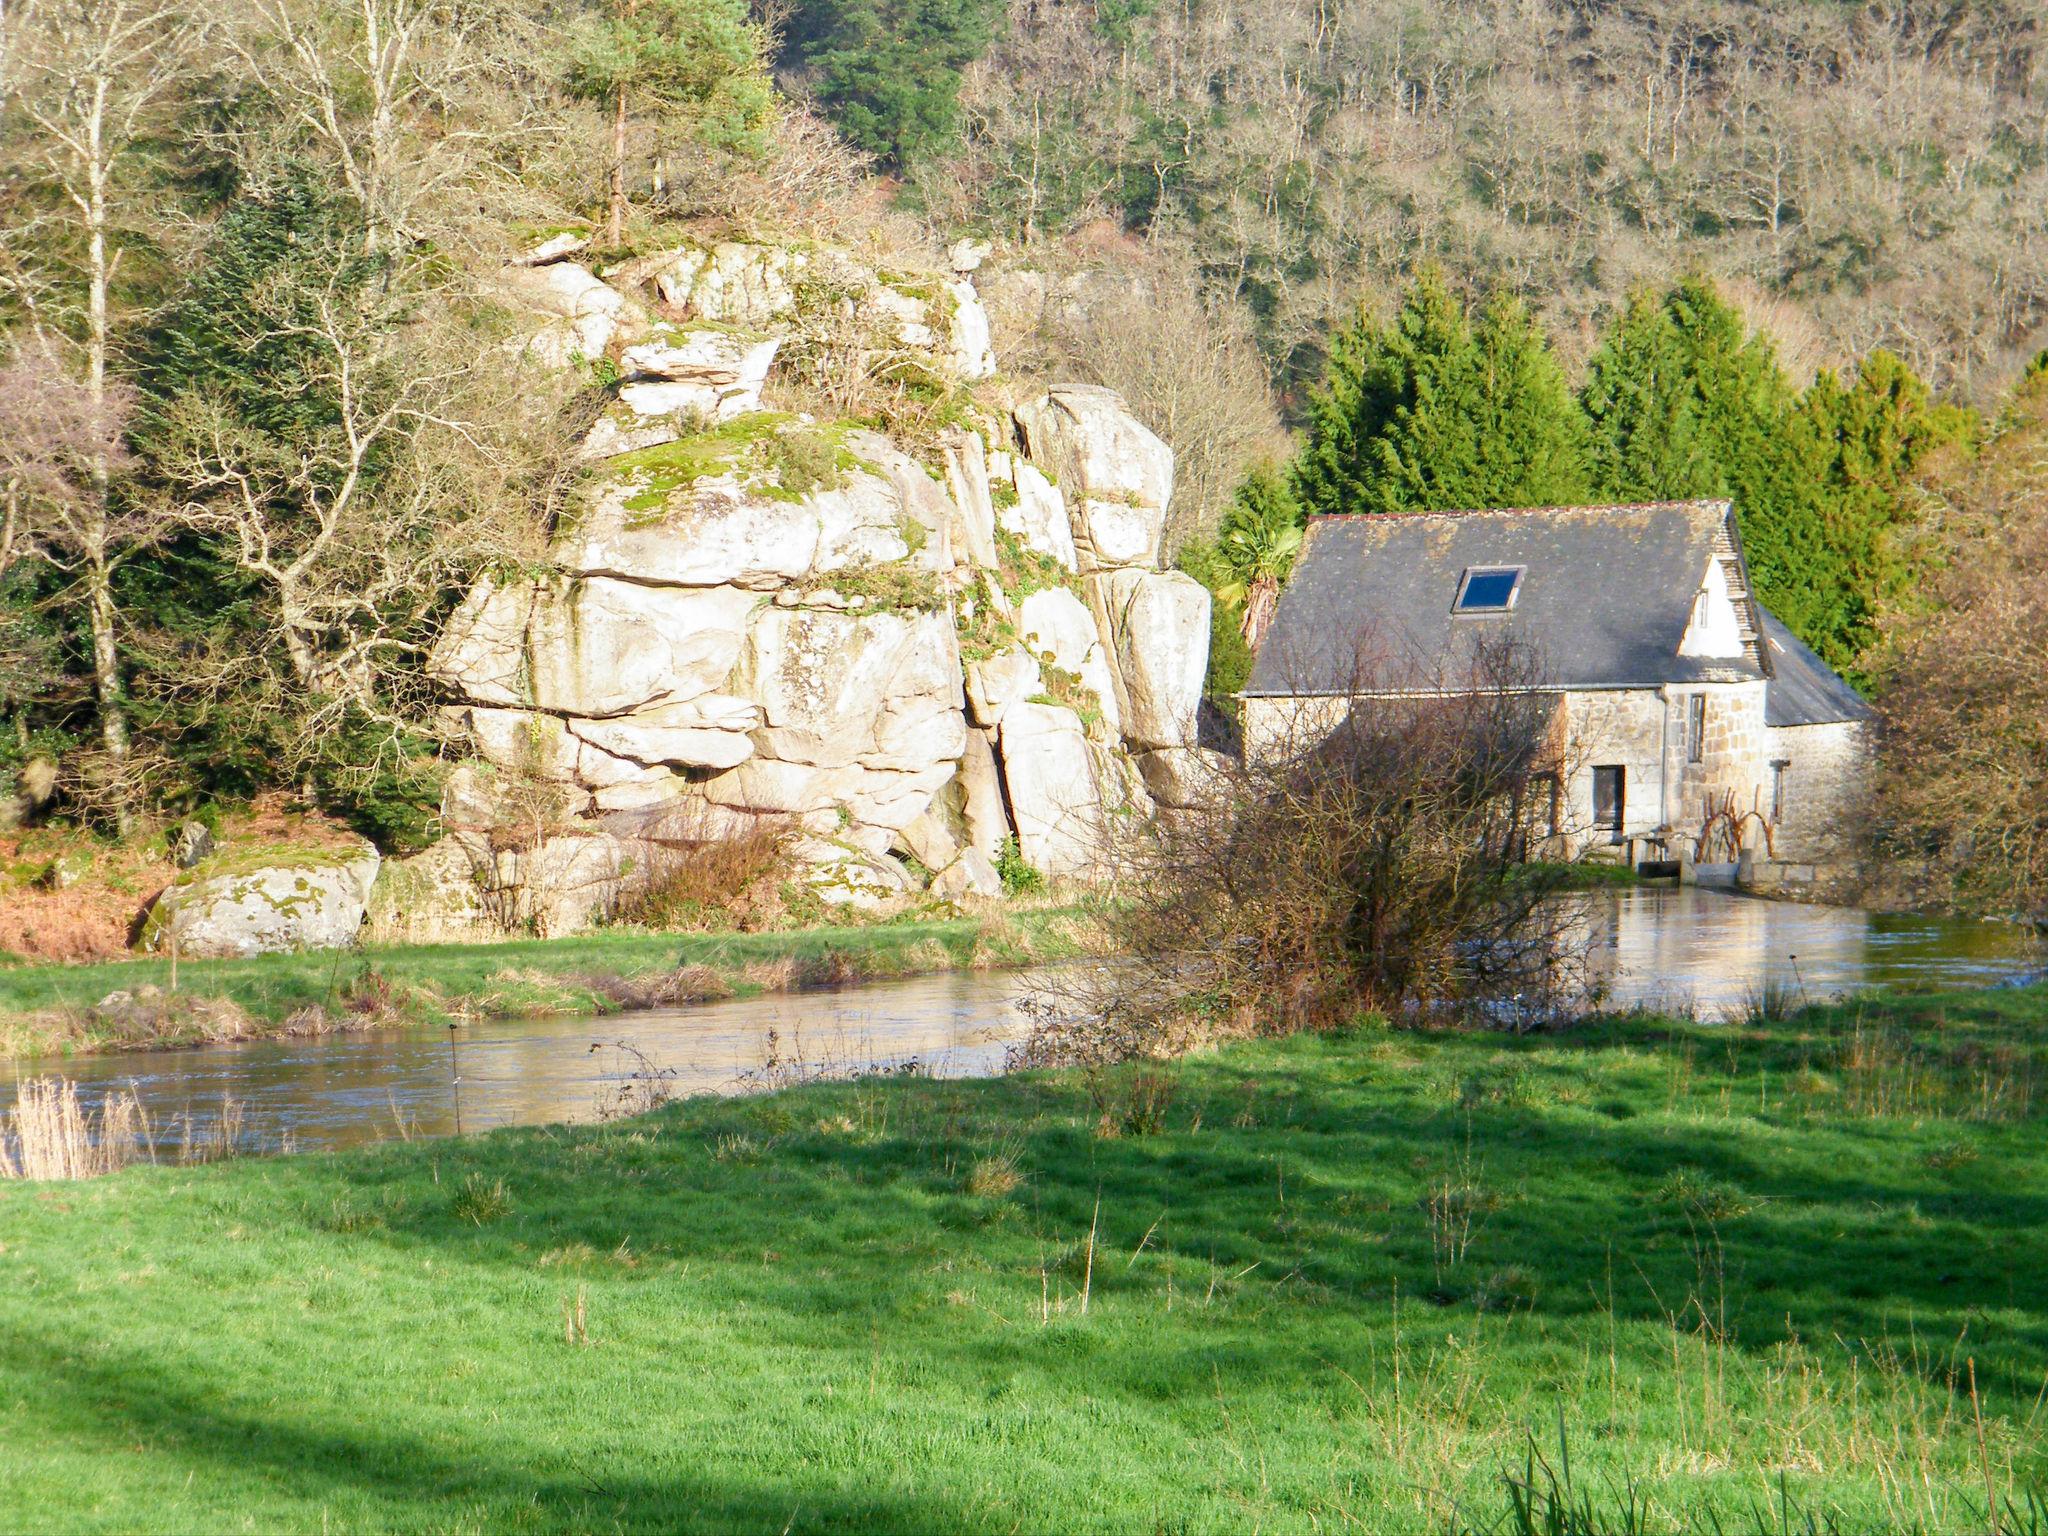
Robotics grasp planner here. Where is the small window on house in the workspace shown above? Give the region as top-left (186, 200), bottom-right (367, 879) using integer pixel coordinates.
top-left (1592, 765), bottom-right (1625, 843)
top-left (1771, 759), bottom-right (1790, 823)
top-left (1687, 694), bottom-right (1707, 763)
top-left (1453, 566), bottom-right (1524, 614)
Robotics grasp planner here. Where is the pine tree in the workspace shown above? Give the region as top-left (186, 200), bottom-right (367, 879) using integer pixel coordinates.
top-left (1294, 271), bottom-right (1590, 518)
top-left (565, 0), bottom-right (772, 244)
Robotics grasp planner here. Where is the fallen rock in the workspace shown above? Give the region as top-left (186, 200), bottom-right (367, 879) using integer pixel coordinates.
top-left (146, 842), bottom-right (382, 958)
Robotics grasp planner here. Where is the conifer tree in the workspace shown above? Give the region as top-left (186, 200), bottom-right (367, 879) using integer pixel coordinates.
top-left (1798, 350), bottom-right (1974, 675)
top-left (1581, 277), bottom-right (1834, 656)
top-left (1294, 271), bottom-right (1590, 518)
top-left (566, 0), bottom-right (772, 245)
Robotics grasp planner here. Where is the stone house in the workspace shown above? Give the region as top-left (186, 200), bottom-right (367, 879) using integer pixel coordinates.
top-left (1239, 501), bottom-right (1873, 873)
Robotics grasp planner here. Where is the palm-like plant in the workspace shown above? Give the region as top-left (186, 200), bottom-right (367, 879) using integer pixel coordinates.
top-left (1215, 466), bottom-right (1303, 650)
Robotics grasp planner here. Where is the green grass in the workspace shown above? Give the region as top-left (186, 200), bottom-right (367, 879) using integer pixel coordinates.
top-left (0, 910), bottom-right (1086, 1057)
top-left (2, 985), bottom-right (2044, 1532)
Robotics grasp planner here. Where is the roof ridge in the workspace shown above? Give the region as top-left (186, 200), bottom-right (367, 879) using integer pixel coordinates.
top-left (1305, 499), bottom-right (1733, 523)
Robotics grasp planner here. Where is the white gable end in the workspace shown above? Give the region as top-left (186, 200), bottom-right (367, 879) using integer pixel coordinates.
top-left (1677, 557), bottom-right (1747, 660)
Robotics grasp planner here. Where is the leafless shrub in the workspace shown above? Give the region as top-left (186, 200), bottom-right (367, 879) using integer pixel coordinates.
top-left (1872, 371), bottom-right (2048, 920)
top-left (609, 817), bottom-right (794, 932)
top-left (589, 1038), bottom-right (680, 1121)
top-left (1032, 635), bottom-right (1593, 1063)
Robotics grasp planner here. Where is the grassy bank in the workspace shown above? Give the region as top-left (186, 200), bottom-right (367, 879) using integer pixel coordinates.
top-left (2, 985), bottom-right (2043, 1532)
top-left (0, 907), bottom-right (1097, 1058)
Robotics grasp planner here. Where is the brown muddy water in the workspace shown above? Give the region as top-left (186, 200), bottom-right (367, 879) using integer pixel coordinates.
top-left (4, 889), bottom-right (2040, 1157)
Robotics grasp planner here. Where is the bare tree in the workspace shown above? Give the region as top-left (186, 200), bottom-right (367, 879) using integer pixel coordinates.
top-left (154, 251), bottom-right (577, 765)
top-left (212, 0), bottom-right (532, 255)
top-left (7, 0), bottom-right (198, 816)
top-left (1872, 371), bottom-right (2048, 920)
top-left (1021, 636), bottom-right (1591, 1066)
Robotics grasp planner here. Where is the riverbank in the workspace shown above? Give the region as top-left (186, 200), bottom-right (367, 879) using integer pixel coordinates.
top-left (2, 982), bottom-right (2042, 1532)
top-left (0, 905), bottom-right (1102, 1059)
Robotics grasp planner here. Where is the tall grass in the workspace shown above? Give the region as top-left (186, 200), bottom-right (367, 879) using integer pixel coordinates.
top-left (0, 1078), bottom-right (150, 1180)
top-left (0, 1076), bottom-right (255, 1180)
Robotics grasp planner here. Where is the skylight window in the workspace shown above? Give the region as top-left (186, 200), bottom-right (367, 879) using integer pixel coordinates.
top-left (1453, 565), bottom-right (1524, 614)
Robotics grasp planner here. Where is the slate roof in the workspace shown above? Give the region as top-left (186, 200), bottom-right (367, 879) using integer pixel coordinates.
top-left (1243, 501), bottom-right (1769, 697)
top-left (1758, 607), bottom-right (1876, 727)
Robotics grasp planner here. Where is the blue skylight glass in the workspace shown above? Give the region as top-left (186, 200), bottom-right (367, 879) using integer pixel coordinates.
top-left (1454, 566), bottom-right (1523, 612)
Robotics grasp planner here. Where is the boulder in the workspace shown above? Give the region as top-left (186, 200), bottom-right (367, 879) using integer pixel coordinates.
top-left (1088, 568), bottom-right (1211, 749)
top-left (1016, 587), bottom-right (1121, 737)
top-left (1003, 462), bottom-right (1077, 571)
top-left (147, 841), bottom-right (382, 958)
top-left (1014, 385), bottom-right (1172, 568)
top-left (525, 579), bottom-right (758, 717)
top-left (948, 238), bottom-right (990, 273)
top-left (1136, 746), bottom-right (1234, 809)
top-left (997, 702), bottom-right (1106, 878)
top-left (945, 278), bottom-right (997, 381)
top-left (930, 846), bottom-right (1002, 900)
top-left (365, 835), bottom-right (496, 944)
top-left (964, 646), bottom-right (1042, 728)
top-left (615, 329), bottom-right (779, 422)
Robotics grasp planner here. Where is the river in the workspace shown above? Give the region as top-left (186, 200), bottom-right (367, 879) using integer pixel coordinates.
top-left (5, 888), bottom-right (2039, 1156)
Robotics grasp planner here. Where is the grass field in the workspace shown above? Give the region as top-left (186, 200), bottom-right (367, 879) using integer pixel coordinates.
top-left (0, 908), bottom-right (1093, 1057)
top-left (2, 983), bottom-right (2044, 1533)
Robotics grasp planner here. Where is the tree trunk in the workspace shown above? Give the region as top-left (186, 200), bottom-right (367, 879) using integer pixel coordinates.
top-left (84, 75), bottom-right (132, 830)
top-left (608, 83), bottom-right (628, 246)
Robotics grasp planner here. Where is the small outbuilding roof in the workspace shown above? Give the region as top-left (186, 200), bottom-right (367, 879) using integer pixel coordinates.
top-left (1758, 608), bottom-right (1876, 727)
top-left (1244, 501), bottom-right (1769, 697)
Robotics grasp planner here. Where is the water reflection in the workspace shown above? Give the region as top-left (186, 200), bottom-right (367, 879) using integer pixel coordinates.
top-left (1583, 886), bottom-right (2042, 1019)
top-left (7, 967), bottom-right (1046, 1156)
top-left (4, 892), bottom-right (2039, 1157)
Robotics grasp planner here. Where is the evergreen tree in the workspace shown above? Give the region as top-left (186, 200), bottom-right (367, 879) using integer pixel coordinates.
top-left (566, 0), bottom-right (772, 244)
top-left (784, 0), bottom-right (1001, 167)
top-left (1581, 277), bottom-right (1835, 657)
top-left (1799, 350), bottom-right (1974, 676)
top-left (1294, 272), bottom-right (1590, 518)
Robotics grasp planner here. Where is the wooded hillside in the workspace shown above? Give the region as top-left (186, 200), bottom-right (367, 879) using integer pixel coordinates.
top-left (786, 0), bottom-right (2046, 399)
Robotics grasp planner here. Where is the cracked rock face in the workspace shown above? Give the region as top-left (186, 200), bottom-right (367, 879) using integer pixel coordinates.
top-left (410, 238), bottom-right (1227, 935)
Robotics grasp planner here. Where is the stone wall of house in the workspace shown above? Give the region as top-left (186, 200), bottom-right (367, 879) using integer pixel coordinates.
top-left (1663, 680), bottom-right (1771, 856)
top-left (1763, 720), bottom-right (1870, 866)
top-left (1559, 689), bottom-right (1670, 851)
